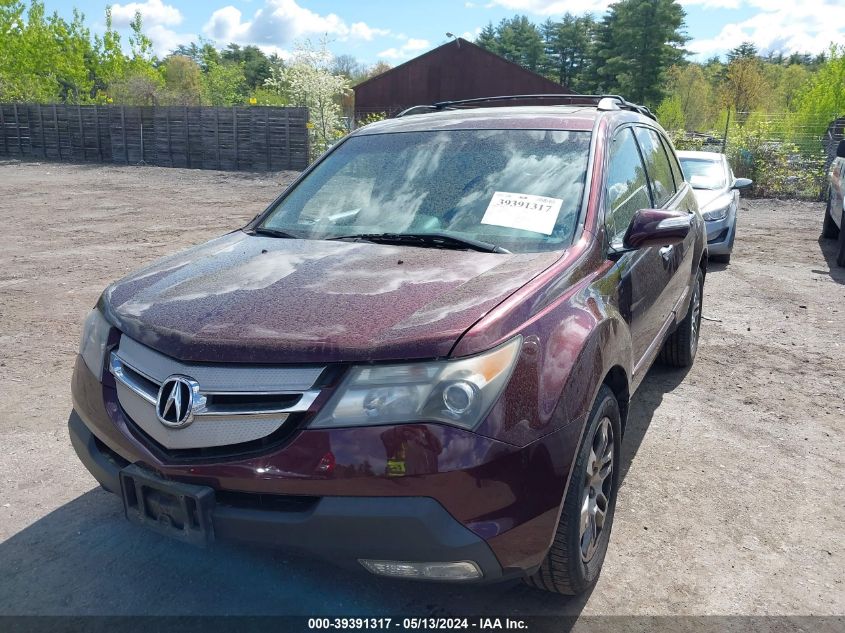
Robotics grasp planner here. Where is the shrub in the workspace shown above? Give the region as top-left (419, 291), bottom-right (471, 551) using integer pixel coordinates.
top-left (726, 120), bottom-right (826, 199)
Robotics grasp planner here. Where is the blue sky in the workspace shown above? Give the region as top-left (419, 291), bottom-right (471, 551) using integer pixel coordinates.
top-left (48, 0), bottom-right (845, 64)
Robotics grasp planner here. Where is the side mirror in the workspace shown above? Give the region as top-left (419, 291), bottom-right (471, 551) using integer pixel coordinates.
top-left (622, 209), bottom-right (691, 250)
top-left (732, 177), bottom-right (753, 189)
top-left (837, 139), bottom-right (845, 159)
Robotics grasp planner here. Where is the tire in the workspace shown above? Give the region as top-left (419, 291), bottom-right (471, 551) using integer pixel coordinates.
top-left (822, 194), bottom-right (839, 239)
top-left (659, 267), bottom-right (704, 368)
top-left (711, 253), bottom-right (731, 264)
top-left (524, 385), bottom-right (622, 596)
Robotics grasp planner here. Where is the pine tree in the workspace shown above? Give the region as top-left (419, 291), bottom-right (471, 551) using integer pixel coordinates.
top-left (541, 14), bottom-right (596, 90)
top-left (592, 0), bottom-right (688, 106)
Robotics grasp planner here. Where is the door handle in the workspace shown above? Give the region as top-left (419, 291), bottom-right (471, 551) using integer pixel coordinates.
top-left (659, 245), bottom-right (673, 262)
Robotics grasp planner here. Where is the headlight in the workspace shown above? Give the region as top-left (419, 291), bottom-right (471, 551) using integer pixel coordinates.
top-left (702, 195), bottom-right (733, 221)
top-left (702, 206), bottom-right (730, 221)
top-left (309, 336), bottom-right (523, 430)
top-left (79, 309), bottom-right (112, 379)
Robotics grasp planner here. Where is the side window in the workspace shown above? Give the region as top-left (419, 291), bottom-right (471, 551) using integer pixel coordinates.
top-left (634, 127), bottom-right (676, 207)
top-left (660, 134), bottom-right (685, 190)
top-left (605, 128), bottom-right (652, 244)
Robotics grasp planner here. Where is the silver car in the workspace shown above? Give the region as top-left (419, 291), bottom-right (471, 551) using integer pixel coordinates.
top-left (678, 151), bottom-right (752, 264)
top-left (822, 139), bottom-right (845, 267)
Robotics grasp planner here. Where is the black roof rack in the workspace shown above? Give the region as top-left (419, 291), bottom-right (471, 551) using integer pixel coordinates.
top-left (395, 94), bottom-right (656, 121)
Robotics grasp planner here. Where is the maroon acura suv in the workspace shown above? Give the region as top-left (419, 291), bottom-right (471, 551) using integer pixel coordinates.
top-left (70, 95), bottom-right (706, 595)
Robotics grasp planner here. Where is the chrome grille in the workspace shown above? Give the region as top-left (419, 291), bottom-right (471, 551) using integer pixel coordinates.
top-left (110, 336), bottom-right (325, 450)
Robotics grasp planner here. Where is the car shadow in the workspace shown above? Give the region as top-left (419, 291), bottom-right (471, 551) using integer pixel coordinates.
top-left (816, 236), bottom-right (845, 284)
top-left (619, 364), bottom-right (691, 483)
top-left (0, 368), bottom-right (684, 619)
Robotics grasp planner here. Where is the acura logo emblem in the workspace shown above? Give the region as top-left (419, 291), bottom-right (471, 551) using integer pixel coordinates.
top-left (156, 375), bottom-right (200, 428)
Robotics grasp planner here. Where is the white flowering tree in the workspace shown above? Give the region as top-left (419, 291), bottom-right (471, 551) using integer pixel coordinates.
top-left (265, 38), bottom-right (350, 160)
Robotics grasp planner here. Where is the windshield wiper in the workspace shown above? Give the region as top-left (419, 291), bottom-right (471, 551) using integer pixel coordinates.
top-left (248, 227), bottom-right (299, 239)
top-left (328, 232), bottom-right (510, 254)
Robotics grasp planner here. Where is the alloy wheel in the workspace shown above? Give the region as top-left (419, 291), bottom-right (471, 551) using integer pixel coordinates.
top-left (579, 416), bottom-right (614, 563)
top-left (690, 278), bottom-right (702, 357)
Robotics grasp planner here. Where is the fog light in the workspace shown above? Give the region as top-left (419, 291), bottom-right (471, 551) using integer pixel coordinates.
top-left (358, 559), bottom-right (482, 581)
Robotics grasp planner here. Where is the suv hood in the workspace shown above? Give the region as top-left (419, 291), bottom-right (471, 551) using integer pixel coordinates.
top-left (102, 232), bottom-right (561, 363)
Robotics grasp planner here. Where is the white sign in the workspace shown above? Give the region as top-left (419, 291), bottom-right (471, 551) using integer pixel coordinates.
top-left (480, 191), bottom-right (563, 236)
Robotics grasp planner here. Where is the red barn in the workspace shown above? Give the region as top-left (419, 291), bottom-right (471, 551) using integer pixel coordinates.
top-left (353, 38), bottom-right (571, 120)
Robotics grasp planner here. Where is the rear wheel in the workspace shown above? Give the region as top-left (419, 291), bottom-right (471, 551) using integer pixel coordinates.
top-left (711, 253), bottom-right (731, 264)
top-left (659, 267), bottom-right (704, 368)
top-left (822, 194), bottom-right (839, 239)
top-left (524, 385), bottom-right (622, 595)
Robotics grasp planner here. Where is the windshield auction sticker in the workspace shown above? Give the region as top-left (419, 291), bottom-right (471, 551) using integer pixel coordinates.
top-left (480, 191), bottom-right (563, 235)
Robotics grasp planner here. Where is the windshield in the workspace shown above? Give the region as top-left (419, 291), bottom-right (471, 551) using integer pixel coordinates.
top-left (258, 129), bottom-right (591, 253)
top-left (680, 157), bottom-right (726, 190)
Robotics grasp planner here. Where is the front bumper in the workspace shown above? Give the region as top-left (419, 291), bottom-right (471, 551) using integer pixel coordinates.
top-left (70, 355), bottom-right (581, 580)
top-left (705, 210), bottom-right (736, 256)
top-left (69, 410), bottom-right (509, 580)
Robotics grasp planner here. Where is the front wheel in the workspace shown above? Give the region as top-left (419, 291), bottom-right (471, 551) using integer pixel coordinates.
top-left (524, 385), bottom-right (622, 595)
top-left (659, 267), bottom-right (704, 368)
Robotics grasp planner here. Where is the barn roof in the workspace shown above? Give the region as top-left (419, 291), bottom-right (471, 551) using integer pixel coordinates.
top-left (353, 38), bottom-right (570, 116)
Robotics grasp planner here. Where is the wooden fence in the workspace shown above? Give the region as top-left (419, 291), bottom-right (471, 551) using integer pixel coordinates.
top-left (0, 104), bottom-right (309, 171)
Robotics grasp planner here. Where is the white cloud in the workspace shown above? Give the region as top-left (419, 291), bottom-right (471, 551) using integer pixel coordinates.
top-left (203, 0), bottom-right (390, 47)
top-left (111, 0), bottom-right (182, 28)
top-left (485, 0), bottom-right (613, 14)
top-left (461, 27), bottom-right (482, 40)
top-left (679, 0), bottom-right (741, 9)
top-left (349, 22), bottom-right (391, 41)
top-left (109, 0), bottom-right (194, 56)
top-left (687, 0), bottom-right (845, 57)
top-left (377, 38), bottom-right (431, 61)
top-left (145, 24), bottom-right (196, 56)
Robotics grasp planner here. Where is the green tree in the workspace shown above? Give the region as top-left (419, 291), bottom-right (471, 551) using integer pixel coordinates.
top-left (90, 7), bottom-right (127, 99)
top-left (221, 44), bottom-right (271, 91)
top-left (475, 16), bottom-right (547, 73)
top-left (106, 10), bottom-right (161, 104)
top-left (162, 54), bottom-right (202, 105)
top-left (593, 0), bottom-right (688, 106)
top-left (727, 41), bottom-right (758, 63)
top-left (541, 14), bottom-right (596, 90)
top-left (475, 23), bottom-right (498, 53)
top-left (721, 56), bottom-right (766, 121)
top-left (201, 60), bottom-right (247, 105)
top-left (765, 63), bottom-right (811, 112)
top-left (794, 45), bottom-right (845, 135)
top-left (127, 10), bottom-right (154, 64)
top-left (656, 94), bottom-right (685, 129)
top-left (665, 64), bottom-right (716, 130)
top-left (0, 1), bottom-right (96, 103)
top-left (359, 61), bottom-right (392, 82)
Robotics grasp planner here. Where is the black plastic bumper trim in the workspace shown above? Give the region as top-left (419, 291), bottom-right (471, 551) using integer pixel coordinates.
top-left (67, 410), bottom-right (506, 582)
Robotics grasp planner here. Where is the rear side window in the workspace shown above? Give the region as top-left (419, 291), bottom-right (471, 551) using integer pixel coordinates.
top-left (634, 127), bottom-right (676, 207)
top-left (660, 134), bottom-right (685, 189)
top-left (605, 128), bottom-right (652, 243)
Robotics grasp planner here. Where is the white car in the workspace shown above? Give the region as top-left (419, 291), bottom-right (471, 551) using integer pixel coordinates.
top-left (678, 150), bottom-right (752, 264)
top-left (822, 139), bottom-right (845, 267)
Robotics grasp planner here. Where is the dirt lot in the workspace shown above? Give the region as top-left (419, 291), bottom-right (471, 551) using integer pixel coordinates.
top-left (0, 160), bottom-right (842, 618)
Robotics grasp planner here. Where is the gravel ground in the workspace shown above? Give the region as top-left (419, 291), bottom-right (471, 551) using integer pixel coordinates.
top-left (0, 160), bottom-right (843, 619)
